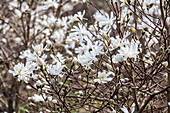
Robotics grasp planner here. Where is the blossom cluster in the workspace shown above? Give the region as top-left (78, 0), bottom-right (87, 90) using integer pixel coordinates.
top-left (0, 0), bottom-right (168, 112)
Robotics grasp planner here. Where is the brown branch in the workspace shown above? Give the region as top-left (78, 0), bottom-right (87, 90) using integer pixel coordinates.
top-left (137, 86), bottom-right (170, 113)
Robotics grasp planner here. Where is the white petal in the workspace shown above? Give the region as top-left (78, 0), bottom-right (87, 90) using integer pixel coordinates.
top-left (121, 106), bottom-right (129, 113)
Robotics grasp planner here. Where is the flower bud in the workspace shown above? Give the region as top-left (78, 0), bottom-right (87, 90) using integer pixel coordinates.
top-left (78, 75), bottom-right (82, 79)
top-left (29, 102), bottom-right (36, 107)
top-left (125, 1), bottom-right (129, 5)
top-left (144, 27), bottom-right (148, 31)
top-left (14, 9), bottom-right (22, 18)
top-left (150, 51), bottom-right (156, 58)
top-left (130, 27), bottom-right (136, 34)
top-left (164, 73), bottom-right (168, 78)
top-left (86, 0), bottom-right (91, 3)
top-left (145, 60), bottom-right (152, 64)
top-left (28, 97), bottom-right (34, 103)
top-left (14, 37), bottom-right (22, 43)
top-left (79, 91), bottom-right (83, 95)
top-left (64, 84), bottom-right (69, 88)
top-left (108, 39), bottom-right (112, 46)
top-left (52, 99), bottom-right (58, 104)
top-left (154, 90), bottom-right (159, 93)
top-left (2, 38), bottom-right (7, 43)
top-left (46, 109), bottom-right (51, 113)
top-left (103, 33), bottom-right (108, 40)
top-left (162, 61), bottom-right (168, 67)
top-left (36, 80), bottom-right (44, 88)
top-left (26, 85), bottom-right (32, 90)
top-left (58, 82), bottom-right (63, 86)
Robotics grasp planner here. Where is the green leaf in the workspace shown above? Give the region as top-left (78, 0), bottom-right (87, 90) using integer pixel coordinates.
top-left (71, 109), bottom-right (76, 113)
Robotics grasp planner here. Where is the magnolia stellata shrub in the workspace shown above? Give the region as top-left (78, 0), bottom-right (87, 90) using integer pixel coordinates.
top-left (0, 0), bottom-right (169, 112)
